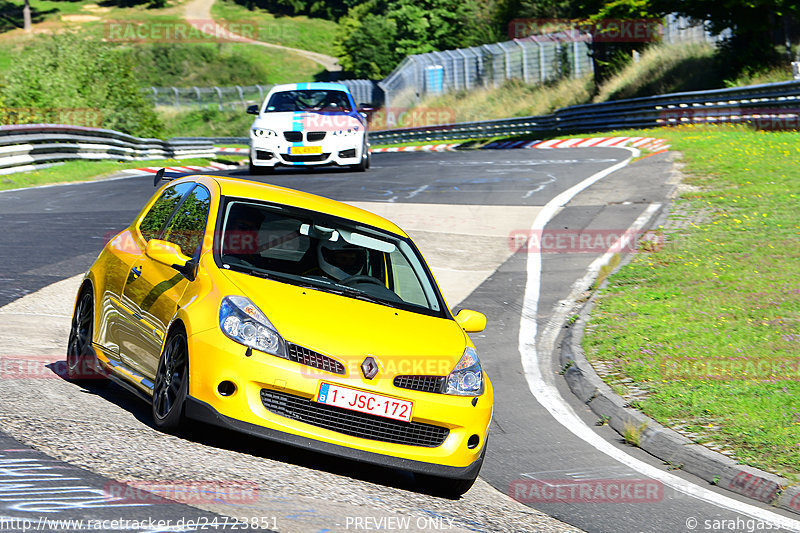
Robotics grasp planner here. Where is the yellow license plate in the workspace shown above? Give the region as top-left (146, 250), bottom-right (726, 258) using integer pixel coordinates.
top-left (289, 146), bottom-right (322, 155)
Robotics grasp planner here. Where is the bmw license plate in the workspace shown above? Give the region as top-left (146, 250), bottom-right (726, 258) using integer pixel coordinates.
top-left (317, 382), bottom-right (413, 422)
top-left (289, 146), bottom-right (322, 155)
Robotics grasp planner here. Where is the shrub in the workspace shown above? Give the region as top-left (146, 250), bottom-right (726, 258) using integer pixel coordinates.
top-left (1, 32), bottom-right (163, 138)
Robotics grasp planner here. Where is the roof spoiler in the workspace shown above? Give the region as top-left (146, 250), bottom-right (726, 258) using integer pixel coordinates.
top-left (153, 168), bottom-right (169, 187)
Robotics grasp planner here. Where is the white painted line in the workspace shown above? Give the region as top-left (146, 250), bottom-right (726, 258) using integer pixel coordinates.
top-left (517, 148), bottom-right (800, 531)
top-left (406, 185), bottom-right (429, 199)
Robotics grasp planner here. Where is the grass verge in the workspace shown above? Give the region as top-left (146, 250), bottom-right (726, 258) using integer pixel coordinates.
top-left (160, 108), bottom-right (253, 138)
top-left (582, 124), bottom-right (800, 479)
top-left (0, 158), bottom-right (215, 191)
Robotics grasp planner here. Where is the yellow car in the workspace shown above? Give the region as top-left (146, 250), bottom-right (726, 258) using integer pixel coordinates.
top-left (67, 173), bottom-right (492, 496)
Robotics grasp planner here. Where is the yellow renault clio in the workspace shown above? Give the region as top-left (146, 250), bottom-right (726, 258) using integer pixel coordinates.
top-left (67, 174), bottom-right (492, 496)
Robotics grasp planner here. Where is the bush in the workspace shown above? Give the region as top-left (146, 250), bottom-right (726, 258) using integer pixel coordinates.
top-left (0, 32), bottom-right (163, 138)
top-left (126, 43), bottom-right (275, 87)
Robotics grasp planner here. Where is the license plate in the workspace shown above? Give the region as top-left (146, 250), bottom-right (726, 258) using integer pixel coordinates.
top-left (317, 383), bottom-right (413, 422)
top-left (289, 146), bottom-right (322, 155)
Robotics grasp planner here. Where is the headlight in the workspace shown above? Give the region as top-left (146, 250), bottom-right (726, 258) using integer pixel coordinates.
top-left (445, 347), bottom-right (484, 396)
top-left (219, 296), bottom-right (286, 357)
top-left (252, 128), bottom-right (277, 138)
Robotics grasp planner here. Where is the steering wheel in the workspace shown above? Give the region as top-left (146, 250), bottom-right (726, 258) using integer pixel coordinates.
top-left (341, 275), bottom-right (384, 287)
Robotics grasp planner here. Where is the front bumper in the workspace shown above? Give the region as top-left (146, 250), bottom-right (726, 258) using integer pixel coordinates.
top-left (185, 396), bottom-right (486, 479)
top-left (186, 328), bottom-right (492, 473)
top-left (250, 137), bottom-right (364, 168)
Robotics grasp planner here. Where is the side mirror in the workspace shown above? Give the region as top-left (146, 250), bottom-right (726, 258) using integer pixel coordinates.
top-left (246, 104), bottom-right (260, 115)
top-left (357, 104), bottom-right (374, 119)
top-left (146, 239), bottom-right (195, 280)
top-left (455, 309), bottom-right (486, 333)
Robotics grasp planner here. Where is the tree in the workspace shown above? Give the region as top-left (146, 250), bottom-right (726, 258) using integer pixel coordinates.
top-left (335, 0), bottom-right (491, 79)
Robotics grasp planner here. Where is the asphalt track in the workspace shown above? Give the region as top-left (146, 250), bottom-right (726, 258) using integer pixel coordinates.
top-left (0, 149), bottom-right (797, 533)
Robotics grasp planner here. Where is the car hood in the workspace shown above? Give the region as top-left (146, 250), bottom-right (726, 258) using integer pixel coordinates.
top-left (252, 111), bottom-right (364, 134)
top-left (221, 270), bottom-right (467, 368)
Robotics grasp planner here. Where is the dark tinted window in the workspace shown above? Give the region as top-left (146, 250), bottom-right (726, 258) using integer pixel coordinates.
top-left (265, 90), bottom-right (352, 113)
top-left (163, 185), bottom-right (211, 257)
top-left (139, 183), bottom-right (194, 241)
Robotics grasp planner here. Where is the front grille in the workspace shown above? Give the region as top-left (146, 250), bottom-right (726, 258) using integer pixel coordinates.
top-left (281, 153), bottom-right (329, 162)
top-left (260, 388), bottom-right (450, 447)
top-left (307, 131), bottom-right (326, 142)
top-left (394, 375), bottom-right (446, 394)
top-left (287, 343), bottom-right (345, 375)
top-left (284, 131), bottom-right (302, 142)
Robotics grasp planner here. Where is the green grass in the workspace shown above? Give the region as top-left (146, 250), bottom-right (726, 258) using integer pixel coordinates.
top-left (0, 157), bottom-right (215, 191)
top-left (211, 0), bottom-right (339, 56)
top-left (0, 0), bottom-right (326, 84)
top-left (582, 124), bottom-right (800, 479)
top-left (160, 108), bottom-right (253, 137)
top-left (403, 76), bottom-right (594, 125)
top-left (594, 42), bottom-right (719, 102)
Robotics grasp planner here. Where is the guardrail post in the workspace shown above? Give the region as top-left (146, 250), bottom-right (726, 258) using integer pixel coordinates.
top-left (172, 87), bottom-right (180, 109)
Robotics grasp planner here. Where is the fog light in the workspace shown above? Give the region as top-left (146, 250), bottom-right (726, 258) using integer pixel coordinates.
top-left (256, 150), bottom-right (273, 160)
top-left (338, 149), bottom-right (356, 158)
top-left (218, 380), bottom-right (236, 397)
top-left (467, 434), bottom-right (480, 449)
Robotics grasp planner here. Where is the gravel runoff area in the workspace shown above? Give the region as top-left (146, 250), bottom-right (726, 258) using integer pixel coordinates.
top-left (0, 275), bottom-right (581, 533)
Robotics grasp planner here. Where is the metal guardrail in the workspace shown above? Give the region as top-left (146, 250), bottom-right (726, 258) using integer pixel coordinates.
top-left (366, 79), bottom-right (800, 144)
top-left (0, 124), bottom-right (216, 175)
top-left (7, 80), bottom-right (799, 175)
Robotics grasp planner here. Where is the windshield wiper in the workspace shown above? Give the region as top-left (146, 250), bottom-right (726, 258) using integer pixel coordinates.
top-left (325, 285), bottom-right (400, 309)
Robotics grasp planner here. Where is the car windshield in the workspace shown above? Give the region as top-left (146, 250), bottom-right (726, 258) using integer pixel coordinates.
top-left (263, 90), bottom-right (353, 113)
top-left (217, 199), bottom-right (444, 316)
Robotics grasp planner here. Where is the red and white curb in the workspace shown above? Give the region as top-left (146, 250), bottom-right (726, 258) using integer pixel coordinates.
top-left (372, 137), bottom-right (669, 154)
top-left (371, 143), bottom-right (460, 153)
top-left (119, 162), bottom-right (237, 177)
top-left (525, 136), bottom-right (669, 152)
top-left (215, 146), bottom-right (249, 155)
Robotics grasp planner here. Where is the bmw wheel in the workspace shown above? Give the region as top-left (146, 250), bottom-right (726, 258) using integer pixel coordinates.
top-left (351, 145), bottom-right (368, 172)
top-left (152, 329), bottom-right (189, 431)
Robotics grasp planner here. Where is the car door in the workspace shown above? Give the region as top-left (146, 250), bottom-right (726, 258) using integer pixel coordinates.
top-left (101, 182), bottom-right (195, 360)
top-left (119, 184), bottom-right (211, 381)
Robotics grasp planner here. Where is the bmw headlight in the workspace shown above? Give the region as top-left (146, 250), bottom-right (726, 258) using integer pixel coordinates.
top-left (219, 296), bottom-right (286, 357)
top-left (252, 128), bottom-right (277, 138)
top-left (445, 347), bottom-right (484, 396)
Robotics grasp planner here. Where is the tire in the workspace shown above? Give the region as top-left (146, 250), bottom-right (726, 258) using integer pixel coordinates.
top-left (66, 288), bottom-right (104, 383)
top-left (351, 147), bottom-right (368, 172)
top-left (152, 329), bottom-right (189, 432)
top-left (249, 159), bottom-right (273, 175)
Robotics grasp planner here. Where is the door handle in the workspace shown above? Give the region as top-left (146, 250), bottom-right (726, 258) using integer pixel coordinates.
top-left (130, 265), bottom-right (142, 280)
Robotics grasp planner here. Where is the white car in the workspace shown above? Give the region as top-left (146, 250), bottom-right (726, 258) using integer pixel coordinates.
top-left (247, 82), bottom-right (370, 173)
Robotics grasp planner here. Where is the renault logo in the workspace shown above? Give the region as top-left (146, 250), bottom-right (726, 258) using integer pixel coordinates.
top-left (361, 356), bottom-right (379, 379)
